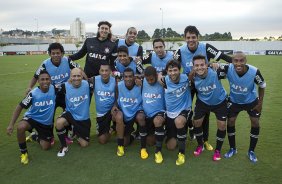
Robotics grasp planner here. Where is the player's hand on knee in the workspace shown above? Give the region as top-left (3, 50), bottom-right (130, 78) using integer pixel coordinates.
top-left (252, 101), bottom-right (262, 113)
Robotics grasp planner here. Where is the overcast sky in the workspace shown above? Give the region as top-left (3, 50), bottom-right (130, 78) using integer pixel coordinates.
top-left (1, 0), bottom-right (281, 39)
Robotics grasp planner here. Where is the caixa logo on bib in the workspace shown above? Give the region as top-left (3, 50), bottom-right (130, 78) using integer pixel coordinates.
top-left (266, 50), bottom-right (282, 55)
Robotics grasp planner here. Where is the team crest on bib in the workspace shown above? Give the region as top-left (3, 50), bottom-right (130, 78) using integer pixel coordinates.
top-left (104, 47), bottom-right (110, 54)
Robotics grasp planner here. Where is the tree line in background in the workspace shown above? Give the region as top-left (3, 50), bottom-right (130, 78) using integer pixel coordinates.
top-left (136, 27), bottom-right (282, 42)
top-left (1, 28), bottom-right (282, 42)
top-left (1, 28), bottom-right (69, 37)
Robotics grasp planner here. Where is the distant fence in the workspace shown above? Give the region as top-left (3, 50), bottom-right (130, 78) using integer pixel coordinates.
top-left (1, 50), bottom-right (282, 56)
top-left (0, 50), bottom-right (78, 56)
top-left (143, 50), bottom-right (282, 56)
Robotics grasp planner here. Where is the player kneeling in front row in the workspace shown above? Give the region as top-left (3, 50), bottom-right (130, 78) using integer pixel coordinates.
top-left (160, 60), bottom-right (192, 166)
top-left (189, 55), bottom-right (227, 161)
top-left (7, 71), bottom-right (56, 164)
top-left (142, 66), bottom-right (166, 163)
top-left (111, 68), bottom-right (148, 159)
top-left (219, 51), bottom-right (266, 163)
top-left (56, 68), bottom-right (92, 157)
top-left (92, 64), bottom-right (116, 144)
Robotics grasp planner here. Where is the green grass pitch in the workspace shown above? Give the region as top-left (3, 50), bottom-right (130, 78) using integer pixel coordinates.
top-left (0, 55), bottom-right (281, 184)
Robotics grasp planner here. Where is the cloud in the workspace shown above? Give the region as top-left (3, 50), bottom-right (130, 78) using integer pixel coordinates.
top-left (0, 0), bottom-right (281, 38)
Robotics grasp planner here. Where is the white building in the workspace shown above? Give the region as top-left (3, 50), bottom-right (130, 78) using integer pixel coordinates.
top-left (70, 18), bottom-right (85, 41)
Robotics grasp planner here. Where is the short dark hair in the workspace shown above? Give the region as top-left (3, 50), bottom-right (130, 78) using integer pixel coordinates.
top-left (153, 38), bottom-right (165, 47)
top-left (124, 67), bottom-right (134, 75)
top-left (100, 63), bottom-right (111, 69)
top-left (117, 46), bottom-right (129, 55)
top-left (192, 55), bottom-right (206, 64)
top-left (184, 25), bottom-right (200, 37)
top-left (232, 51), bottom-right (246, 60)
top-left (144, 66), bottom-right (157, 77)
top-left (97, 21), bottom-right (112, 40)
top-left (48, 42), bottom-right (64, 54)
top-left (126, 27), bottom-right (137, 34)
top-left (165, 59), bottom-right (181, 71)
top-left (38, 70), bottom-right (50, 78)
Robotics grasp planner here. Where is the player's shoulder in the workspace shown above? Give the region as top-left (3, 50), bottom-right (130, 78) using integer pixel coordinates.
top-left (42, 57), bottom-right (51, 64)
top-left (247, 64), bottom-right (258, 70)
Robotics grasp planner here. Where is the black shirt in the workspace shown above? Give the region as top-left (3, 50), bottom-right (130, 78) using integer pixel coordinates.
top-left (69, 37), bottom-right (117, 78)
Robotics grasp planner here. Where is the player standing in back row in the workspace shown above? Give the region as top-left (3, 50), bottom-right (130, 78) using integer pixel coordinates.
top-left (174, 25), bottom-right (232, 150)
top-left (69, 21), bottom-right (117, 78)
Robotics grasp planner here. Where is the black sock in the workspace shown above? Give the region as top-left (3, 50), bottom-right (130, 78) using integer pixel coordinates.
top-left (155, 125), bottom-right (165, 152)
top-left (19, 142), bottom-right (27, 154)
top-left (187, 118), bottom-right (194, 139)
top-left (177, 127), bottom-right (187, 154)
top-left (203, 113), bottom-right (210, 142)
top-left (249, 127), bottom-right (260, 152)
top-left (139, 125), bottom-right (147, 149)
top-left (194, 126), bottom-right (203, 146)
top-left (56, 128), bottom-right (67, 148)
top-left (227, 126), bottom-right (236, 149)
top-left (216, 129), bottom-right (226, 151)
top-left (117, 138), bottom-right (124, 146)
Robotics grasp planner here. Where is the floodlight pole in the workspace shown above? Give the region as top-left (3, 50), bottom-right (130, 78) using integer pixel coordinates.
top-left (160, 8), bottom-right (164, 38)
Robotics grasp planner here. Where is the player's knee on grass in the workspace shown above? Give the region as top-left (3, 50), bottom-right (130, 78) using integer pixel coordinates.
top-left (166, 138), bottom-right (177, 150)
top-left (40, 140), bottom-right (51, 150)
top-left (78, 138), bottom-right (89, 147)
top-left (98, 134), bottom-right (109, 144)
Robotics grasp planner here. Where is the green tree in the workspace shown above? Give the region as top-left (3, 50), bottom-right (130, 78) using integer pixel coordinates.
top-left (165, 28), bottom-right (181, 38)
top-left (160, 28), bottom-right (166, 38)
top-left (137, 30), bottom-right (150, 41)
top-left (152, 28), bottom-right (162, 39)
